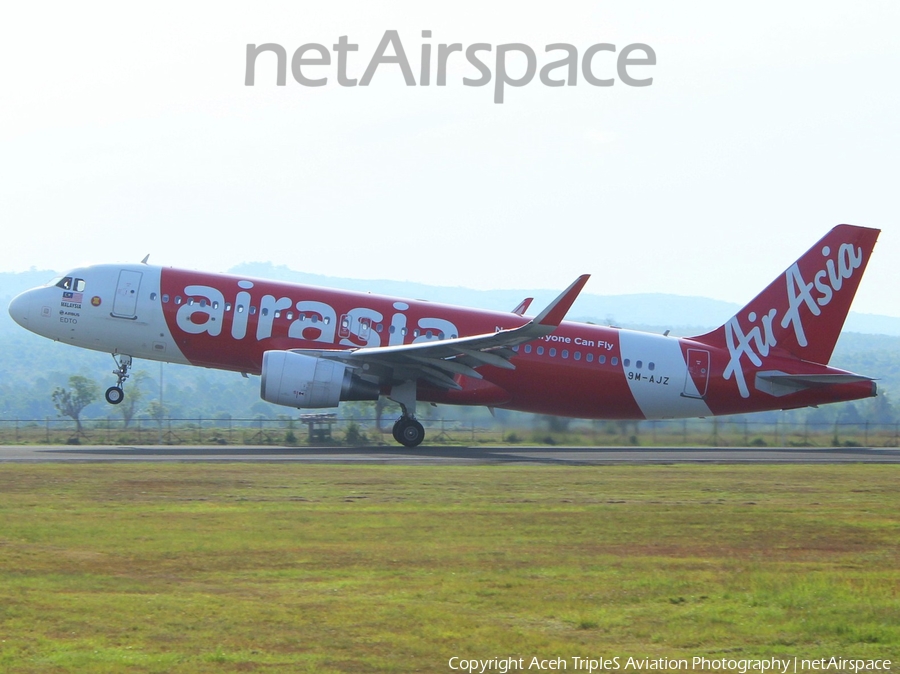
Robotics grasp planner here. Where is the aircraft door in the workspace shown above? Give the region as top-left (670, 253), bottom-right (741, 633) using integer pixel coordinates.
top-left (112, 270), bottom-right (143, 319)
top-left (683, 348), bottom-right (710, 398)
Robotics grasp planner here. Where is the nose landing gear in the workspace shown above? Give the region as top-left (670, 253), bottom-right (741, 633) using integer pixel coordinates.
top-left (105, 354), bottom-right (132, 405)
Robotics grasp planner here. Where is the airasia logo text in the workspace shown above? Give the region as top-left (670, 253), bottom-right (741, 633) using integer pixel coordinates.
top-left (173, 280), bottom-right (459, 349)
top-left (723, 242), bottom-right (864, 397)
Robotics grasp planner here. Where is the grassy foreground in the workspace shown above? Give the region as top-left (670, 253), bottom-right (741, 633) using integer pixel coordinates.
top-left (0, 464), bottom-right (897, 673)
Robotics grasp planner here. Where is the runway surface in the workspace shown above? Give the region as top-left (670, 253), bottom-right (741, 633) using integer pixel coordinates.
top-left (1, 444), bottom-right (899, 464)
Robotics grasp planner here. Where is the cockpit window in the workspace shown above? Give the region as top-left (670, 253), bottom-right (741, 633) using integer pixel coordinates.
top-left (54, 277), bottom-right (86, 292)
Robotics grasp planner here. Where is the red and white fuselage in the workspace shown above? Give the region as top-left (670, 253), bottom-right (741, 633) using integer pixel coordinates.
top-left (8, 225), bottom-right (880, 443)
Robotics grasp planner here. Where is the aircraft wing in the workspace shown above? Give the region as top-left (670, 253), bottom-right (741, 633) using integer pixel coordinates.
top-left (290, 275), bottom-right (590, 390)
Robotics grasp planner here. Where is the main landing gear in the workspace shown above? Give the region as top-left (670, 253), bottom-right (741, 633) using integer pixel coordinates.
top-left (388, 380), bottom-right (425, 447)
top-left (105, 354), bottom-right (132, 405)
top-left (392, 417), bottom-right (425, 448)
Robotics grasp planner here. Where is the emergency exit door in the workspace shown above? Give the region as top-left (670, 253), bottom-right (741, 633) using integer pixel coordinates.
top-left (112, 270), bottom-right (142, 319)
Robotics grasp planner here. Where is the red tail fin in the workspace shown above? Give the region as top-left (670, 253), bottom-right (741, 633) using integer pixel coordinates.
top-left (693, 225), bottom-right (880, 365)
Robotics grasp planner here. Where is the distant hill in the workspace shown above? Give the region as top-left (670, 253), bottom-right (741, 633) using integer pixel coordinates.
top-left (229, 262), bottom-right (900, 337)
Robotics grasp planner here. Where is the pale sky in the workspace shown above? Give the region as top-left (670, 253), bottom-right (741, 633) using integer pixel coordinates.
top-left (1, 1), bottom-right (897, 316)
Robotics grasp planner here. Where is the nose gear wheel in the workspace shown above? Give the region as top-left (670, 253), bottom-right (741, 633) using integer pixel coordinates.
top-left (105, 354), bottom-right (133, 406)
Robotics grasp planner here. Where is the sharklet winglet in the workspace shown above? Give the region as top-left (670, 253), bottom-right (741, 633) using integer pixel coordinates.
top-left (534, 274), bottom-right (590, 328)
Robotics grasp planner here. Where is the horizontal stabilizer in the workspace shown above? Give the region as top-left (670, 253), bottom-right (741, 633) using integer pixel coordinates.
top-left (755, 371), bottom-right (875, 397)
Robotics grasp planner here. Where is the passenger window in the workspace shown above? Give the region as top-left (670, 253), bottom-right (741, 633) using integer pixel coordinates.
top-left (175, 296), bottom-right (183, 305)
top-left (574, 351), bottom-right (581, 361)
top-left (549, 348), bottom-right (557, 357)
top-left (524, 344), bottom-right (532, 354)
top-left (286, 311), bottom-right (293, 319)
top-left (225, 303), bottom-right (232, 311)
top-left (274, 310), bottom-right (281, 318)
top-left (188, 298), bottom-right (195, 306)
top-left (623, 358), bottom-right (630, 367)
top-left (261, 308), bottom-right (269, 316)
top-left (213, 301), bottom-right (219, 310)
top-left (537, 346), bottom-right (544, 355)
top-left (413, 329), bottom-right (420, 338)
top-left (611, 357), bottom-right (619, 366)
top-left (162, 294), bottom-right (170, 303)
top-left (562, 349), bottom-right (569, 359)
top-left (636, 360), bottom-right (642, 369)
top-left (150, 292), bottom-right (157, 301)
top-left (648, 362), bottom-right (655, 371)
top-left (376, 324), bottom-right (383, 333)
top-left (598, 355), bottom-right (606, 364)
top-left (586, 353), bottom-right (594, 363)
top-left (237, 305), bottom-right (244, 313)
top-left (250, 306), bottom-right (257, 315)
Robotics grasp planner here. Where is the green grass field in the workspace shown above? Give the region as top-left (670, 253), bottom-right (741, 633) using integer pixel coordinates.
top-left (0, 464), bottom-right (897, 673)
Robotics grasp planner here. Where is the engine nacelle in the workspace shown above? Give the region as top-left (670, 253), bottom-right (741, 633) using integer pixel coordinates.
top-left (260, 351), bottom-right (380, 408)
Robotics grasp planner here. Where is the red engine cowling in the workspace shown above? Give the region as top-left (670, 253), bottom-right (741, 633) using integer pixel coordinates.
top-left (260, 351), bottom-right (379, 408)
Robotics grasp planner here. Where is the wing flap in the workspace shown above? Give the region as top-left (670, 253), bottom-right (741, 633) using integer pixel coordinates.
top-left (454, 346), bottom-right (517, 370)
top-left (407, 355), bottom-right (484, 380)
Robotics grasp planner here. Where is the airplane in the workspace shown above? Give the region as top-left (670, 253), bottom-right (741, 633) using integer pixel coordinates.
top-left (8, 224), bottom-right (880, 447)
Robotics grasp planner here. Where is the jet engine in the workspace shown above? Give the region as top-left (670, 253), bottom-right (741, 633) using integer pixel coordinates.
top-left (260, 350), bottom-right (380, 408)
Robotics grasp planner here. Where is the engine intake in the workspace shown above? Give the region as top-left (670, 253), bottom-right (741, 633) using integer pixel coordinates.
top-left (260, 351), bottom-right (380, 408)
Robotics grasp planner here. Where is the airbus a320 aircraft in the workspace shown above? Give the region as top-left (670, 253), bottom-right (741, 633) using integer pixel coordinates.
top-left (8, 225), bottom-right (880, 447)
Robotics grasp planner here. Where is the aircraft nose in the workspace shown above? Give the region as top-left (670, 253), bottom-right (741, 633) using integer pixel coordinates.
top-left (8, 291), bottom-right (32, 328)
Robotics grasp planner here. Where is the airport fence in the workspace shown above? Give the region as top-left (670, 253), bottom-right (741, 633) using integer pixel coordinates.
top-left (0, 416), bottom-right (898, 448)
